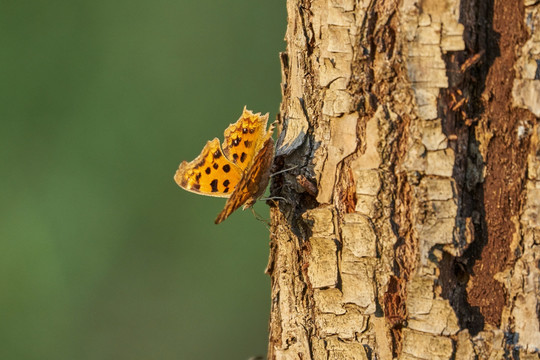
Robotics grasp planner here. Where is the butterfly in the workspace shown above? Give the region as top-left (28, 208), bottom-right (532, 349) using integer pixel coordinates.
top-left (174, 107), bottom-right (275, 224)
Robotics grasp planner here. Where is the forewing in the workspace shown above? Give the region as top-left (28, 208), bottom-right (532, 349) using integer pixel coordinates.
top-left (174, 138), bottom-right (242, 197)
top-left (222, 107), bottom-right (269, 171)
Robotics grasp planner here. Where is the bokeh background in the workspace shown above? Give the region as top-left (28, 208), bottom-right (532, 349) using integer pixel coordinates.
top-left (1, 1), bottom-right (285, 359)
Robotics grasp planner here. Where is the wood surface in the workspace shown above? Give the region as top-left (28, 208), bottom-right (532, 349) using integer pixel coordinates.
top-left (266, 0), bottom-right (540, 358)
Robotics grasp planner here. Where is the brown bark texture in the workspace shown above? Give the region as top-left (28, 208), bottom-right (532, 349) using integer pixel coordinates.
top-left (266, 0), bottom-right (540, 358)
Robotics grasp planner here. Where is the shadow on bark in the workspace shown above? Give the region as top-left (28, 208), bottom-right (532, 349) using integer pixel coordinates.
top-left (438, 0), bottom-right (501, 336)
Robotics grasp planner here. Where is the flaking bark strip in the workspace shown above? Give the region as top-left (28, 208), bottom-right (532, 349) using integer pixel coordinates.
top-left (268, 210), bottom-right (313, 358)
top-left (512, 2), bottom-right (540, 117)
top-left (507, 119), bottom-right (540, 351)
top-left (513, 19), bottom-right (540, 356)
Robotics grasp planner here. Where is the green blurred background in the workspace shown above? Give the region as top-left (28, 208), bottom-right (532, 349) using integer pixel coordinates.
top-left (1, 1), bottom-right (285, 359)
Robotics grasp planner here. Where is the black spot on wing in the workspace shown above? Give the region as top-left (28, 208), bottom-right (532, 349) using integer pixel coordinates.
top-left (223, 164), bottom-right (230, 173)
top-left (232, 138), bottom-right (241, 147)
top-left (195, 173), bottom-right (201, 182)
top-left (213, 150), bottom-right (221, 159)
top-left (213, 163), bottom-right (218, 170)
top-left (210, 179), bottom-right (218, 192)
top-left (242, 128), bottom-right (248, 134)
top-left (244, 140), bottom-right (252, 148)
top-left (224, 187), bottom-right (229, 193)
top-left (205, 167), bottom-right (211, 174)
top-left (240, 152), bottom-right (247, 163)
top-left (223, 179), bottom-right (230, 187)
top-left (233, 153), bottom-right (239, 161)
top-left (249, 128), bottom-right (255, 134)
top-left (192, 183), bottom-right (200, 191)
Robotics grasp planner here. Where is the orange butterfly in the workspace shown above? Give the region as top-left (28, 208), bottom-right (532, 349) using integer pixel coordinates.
top-left (174, 107), bottom-right (275, 224)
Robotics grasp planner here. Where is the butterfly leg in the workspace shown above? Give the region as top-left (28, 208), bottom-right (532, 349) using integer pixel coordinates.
top-left (250, 207), bottom-right (271, 226)
top-left (260, 196), bottom-right (289, 205)
top-left (270, 165), bottom-right (298, 177)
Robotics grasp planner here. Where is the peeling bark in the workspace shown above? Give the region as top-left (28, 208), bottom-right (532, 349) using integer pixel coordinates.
top-left (267, 0), bottom-right (540, 358)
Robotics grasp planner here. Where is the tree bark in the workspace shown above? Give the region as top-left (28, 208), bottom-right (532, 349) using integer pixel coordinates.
top-left (266, 0), bottom-right (540, 359)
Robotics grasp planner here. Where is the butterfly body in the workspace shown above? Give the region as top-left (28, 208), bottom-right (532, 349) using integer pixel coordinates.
top-left (174, 108), bottom-right (275, 224)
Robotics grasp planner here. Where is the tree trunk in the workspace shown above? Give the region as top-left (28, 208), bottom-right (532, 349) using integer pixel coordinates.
top-left (266, 0), bottom-right (540, 358)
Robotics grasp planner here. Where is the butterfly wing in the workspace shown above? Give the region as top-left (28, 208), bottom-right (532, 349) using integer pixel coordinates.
top-left (215, 128), bottom-right (275, 224)
top-left (222, 107), bottom-right (269, 172)
top-left (174, 138), bottom-right (243, 197)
